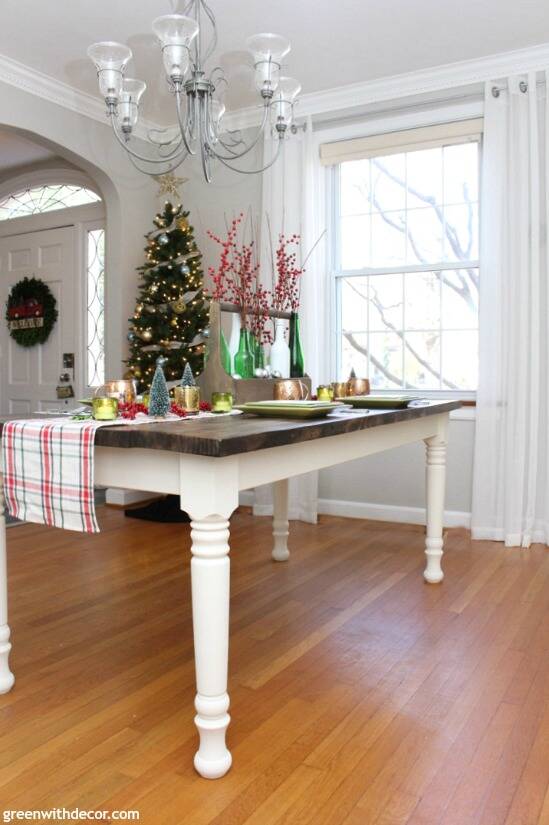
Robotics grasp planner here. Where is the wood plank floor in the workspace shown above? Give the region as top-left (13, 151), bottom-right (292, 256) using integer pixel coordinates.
top-left (1, 507), bottom-right (549, 824)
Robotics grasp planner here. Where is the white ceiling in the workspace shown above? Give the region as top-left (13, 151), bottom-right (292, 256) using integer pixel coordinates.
top-left (2, 0), bottom-right (549, 124)
top-left (0, 130), bottom-right (57, 174)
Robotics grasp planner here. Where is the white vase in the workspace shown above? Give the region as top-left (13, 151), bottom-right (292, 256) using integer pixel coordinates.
top-left (228, 312), bottom-right (241, 374)
top-left (269, 319), bottom-right (290, 378)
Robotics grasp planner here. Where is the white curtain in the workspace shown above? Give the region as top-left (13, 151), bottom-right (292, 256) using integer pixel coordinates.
top-left (252, 116), bottom-right (329, 523)
top-left (471, 73), bottom-right (549, 547)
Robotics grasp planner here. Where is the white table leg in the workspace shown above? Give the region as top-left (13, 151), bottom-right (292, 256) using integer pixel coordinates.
top-left (0, 485), bottom-right (15, 693)
top-left (190, 516), bottom-right (232, 778)
top-left (272, 479), bottom-right (290, 562)
top-left (180, 455), bottom-right (238, 779)
top-left (424, 434), bottom-right (447, 584)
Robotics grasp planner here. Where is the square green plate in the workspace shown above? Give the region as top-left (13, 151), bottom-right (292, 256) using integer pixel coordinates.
top-left (338, 395), bottom-right (417, 409)
top-left (235, 401), bottom-right (344, 419)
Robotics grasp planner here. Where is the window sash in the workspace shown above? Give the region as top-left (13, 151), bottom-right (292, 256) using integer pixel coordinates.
top-left (330, 145), bottom-right (480, 397)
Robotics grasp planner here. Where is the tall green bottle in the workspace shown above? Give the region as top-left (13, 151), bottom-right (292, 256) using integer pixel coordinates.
top-left (289, 312), bottom-right (305, 377)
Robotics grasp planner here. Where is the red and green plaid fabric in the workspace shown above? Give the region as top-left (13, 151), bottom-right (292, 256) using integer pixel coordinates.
top-left (2, 419), bottom-right (105, 533)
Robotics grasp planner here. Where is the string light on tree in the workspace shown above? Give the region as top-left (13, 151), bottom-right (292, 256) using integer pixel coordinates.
top-left (126, 199), bottom-right (208, 391)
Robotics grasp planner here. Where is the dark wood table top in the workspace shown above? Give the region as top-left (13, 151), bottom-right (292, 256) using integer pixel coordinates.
top-left (0, 401), bottom-right (460, 458)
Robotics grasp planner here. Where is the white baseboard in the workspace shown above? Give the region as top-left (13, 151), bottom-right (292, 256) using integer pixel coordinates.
top-left (105, 488), bottom-right (160, 507)
top-left (239, 491), bottom-right (471, 529)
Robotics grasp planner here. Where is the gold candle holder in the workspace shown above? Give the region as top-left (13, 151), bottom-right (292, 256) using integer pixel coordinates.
top-left (331, 381), bottom-right (349, 399)
top-left (174, 385), bottom-right (200, 414)
top-left (92, 397), bottom-right (118, 420)
top-left (211, 392), bottom-right (233, 413)
top-left (317, 385), bottom-right (334, 402)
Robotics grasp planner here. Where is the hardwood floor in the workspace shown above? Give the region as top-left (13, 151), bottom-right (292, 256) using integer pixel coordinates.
top-left (1, 506), bottom-right (548, 824)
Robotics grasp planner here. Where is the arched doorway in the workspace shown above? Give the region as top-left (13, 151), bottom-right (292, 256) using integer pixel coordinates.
top-left (0, 168), bottom-right (106, 414)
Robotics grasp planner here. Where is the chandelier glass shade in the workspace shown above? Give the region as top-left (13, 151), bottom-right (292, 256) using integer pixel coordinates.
top-left (87, 0), bottom-right (300, 183)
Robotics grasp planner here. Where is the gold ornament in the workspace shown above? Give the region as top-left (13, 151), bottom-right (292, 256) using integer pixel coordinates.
top-left (142, 329), bottom-right (152, 341)
top-left (170, 297), bottom-right (186, 314)
top-left (170, 317), bottom-right (179, 327)
top-left (177, 216), bottom-right (189, 231)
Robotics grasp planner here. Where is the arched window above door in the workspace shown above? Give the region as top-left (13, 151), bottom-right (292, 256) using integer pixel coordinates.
top-left (0, 184), bottom-right (100, 220)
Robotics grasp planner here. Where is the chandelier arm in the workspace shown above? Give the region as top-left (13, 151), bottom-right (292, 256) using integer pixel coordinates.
top-left (199, 0), bottom-right (218, 64)
top-left (199, 98), bottom-right (213, 184)
top-left (214, 106), bottom-right (270, 160)
top-left (110, 116), bottom-right (188, 165)
top-left (126, 150), bottom-right (187, 177)
top-left (211, 136), bottom-right (284, 175)
top-left (175, 89), bottom-right (197, 156)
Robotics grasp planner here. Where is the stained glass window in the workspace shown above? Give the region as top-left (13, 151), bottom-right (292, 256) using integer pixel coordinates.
top-left (87, 229), bottom-right (105, 387)
top-left (0, 184), bottom-right (100, 220)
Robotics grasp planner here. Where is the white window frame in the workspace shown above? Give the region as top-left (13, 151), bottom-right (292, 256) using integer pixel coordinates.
top-left (326, 113), bottom-right (482, 402)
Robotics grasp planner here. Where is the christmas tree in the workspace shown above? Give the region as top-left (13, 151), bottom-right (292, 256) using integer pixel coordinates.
top-left (127, 202), bottom-right (208, 391)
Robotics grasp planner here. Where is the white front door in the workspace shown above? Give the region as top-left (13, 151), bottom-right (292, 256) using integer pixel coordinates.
top-left (0, 225), bottom-right (77, 414)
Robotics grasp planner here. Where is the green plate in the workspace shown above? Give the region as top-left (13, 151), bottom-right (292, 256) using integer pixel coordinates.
top-left (236, 401), bottom-right (344, 419)
top-left (338, 395), bottom-right (417, 409)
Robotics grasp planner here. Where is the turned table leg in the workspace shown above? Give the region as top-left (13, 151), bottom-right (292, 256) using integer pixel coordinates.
top-left (0, 484), bottom-right (15, 692)
top-left (424, 434), bottom-right (447, 584)
top-left (190, 515), bottom-right (232, 778)
top-left (272, 479), bottom-right (290, 562)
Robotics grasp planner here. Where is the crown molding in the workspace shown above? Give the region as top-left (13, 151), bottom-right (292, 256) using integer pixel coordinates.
top-left (223, 41), bottom-right (549, 130)
top-left (0, 51), bottom-right (155, 140)
top-left (1, 41), bottom-right (549, 140)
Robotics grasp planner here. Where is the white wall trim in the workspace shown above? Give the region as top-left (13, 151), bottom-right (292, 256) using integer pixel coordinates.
top-left (0, 52), bottom-right (155, 139)
top-left (239, 491), bottom-right (471, 529)
top-left (2, 41), bottom-right (549, 139)
top-left (224, 42), bottom-right (549, 130)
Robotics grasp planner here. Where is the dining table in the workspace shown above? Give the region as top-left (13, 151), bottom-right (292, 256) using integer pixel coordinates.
top-left (0, 399), bottom-right (459, 779)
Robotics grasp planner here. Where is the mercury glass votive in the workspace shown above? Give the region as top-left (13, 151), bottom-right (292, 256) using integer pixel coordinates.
top-left (331, 381), bottom-right (349, 399)
top-left (211, 392), bottom-right (233, 413)
top-left (92, 397), bottom-right (118, 420)
top-left (316, 385), bottom-right (334, 402)
top-left (174, 385), bottom-right (200, 414)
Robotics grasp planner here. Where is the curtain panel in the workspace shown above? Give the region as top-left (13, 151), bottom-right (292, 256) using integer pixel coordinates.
top-left (252, 117), bottom-right (329, 523)
top-left (472, 74), bottom-right (549, 547)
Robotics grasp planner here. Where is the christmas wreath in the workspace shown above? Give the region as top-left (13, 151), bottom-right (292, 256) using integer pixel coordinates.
top-left (5, 277), bottom-right (58, 347)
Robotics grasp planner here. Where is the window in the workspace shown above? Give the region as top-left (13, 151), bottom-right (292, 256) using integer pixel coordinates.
top-left (0, 184), bottom-right (100, 220)
top-left (86, 228), bottom-right (105, 387)
top-left (331, 125), bottom-right (480, 393)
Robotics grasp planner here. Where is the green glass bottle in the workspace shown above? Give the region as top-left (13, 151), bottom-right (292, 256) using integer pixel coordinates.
top-left (289, 312), bottom-right (305, 377)
top-left (220, 330), bottom-right (232, 374)
top-left (253, 335), bottom-right (265, 371)
top-left (234, 329), bottom-right (254, 378)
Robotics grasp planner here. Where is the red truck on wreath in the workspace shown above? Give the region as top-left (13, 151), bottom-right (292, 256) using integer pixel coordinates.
top-left (8, 298), bottom-right (44, 320)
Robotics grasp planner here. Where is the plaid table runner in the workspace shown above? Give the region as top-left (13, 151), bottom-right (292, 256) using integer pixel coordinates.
top-left (1, 419), bottom-right (112, 533)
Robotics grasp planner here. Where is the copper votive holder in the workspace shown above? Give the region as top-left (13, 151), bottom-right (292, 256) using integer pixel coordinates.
top-left (211, 392), bottom-right (233, 413)
top-left (346, 378), bottom-right (370, 396)
top-left (174, 386), bottom-right (200, 414)
top-left (100, 379), bottom-right (137, 404)
top-left (92, 397), bottom-right (118, 420)
top-left (331, 381), bottom-right (349, 399)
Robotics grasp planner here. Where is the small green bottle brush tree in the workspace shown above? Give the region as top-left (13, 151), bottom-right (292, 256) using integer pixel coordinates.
top-left (149, 358), bottom-right (170, 417)
top-left (127, 202), bottom-right (209, 392)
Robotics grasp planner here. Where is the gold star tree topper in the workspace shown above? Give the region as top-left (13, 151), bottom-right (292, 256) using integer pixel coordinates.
top-left (153, 172), bottom-right (188, 201)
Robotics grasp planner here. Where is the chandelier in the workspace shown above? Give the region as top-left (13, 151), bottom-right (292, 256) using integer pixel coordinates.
top-left (87, 0), bottom-right (301, 183)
